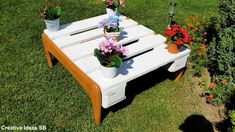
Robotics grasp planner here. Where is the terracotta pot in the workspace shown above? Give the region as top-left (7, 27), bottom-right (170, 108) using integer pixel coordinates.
top-left (167, 44), bottom-right (180, 54)
top-left (104, 31), bottom-right (121, 42)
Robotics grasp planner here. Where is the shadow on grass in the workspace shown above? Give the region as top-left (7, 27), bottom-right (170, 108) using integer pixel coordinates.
top-left (179, 115), bottom-right (214, 132)
top-left (101, 67), bottom-right (172, 121)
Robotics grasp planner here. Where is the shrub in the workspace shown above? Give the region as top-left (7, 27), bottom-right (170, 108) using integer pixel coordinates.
top-left (208, 27), bottom-right (235, 81)
top-left (219, 0), bottom-right (235, 28)
top-left (184, 16), bottom-right (209, 76)
top-left (207, 0), bottom-right (235, 82)
top-left (229, 110), bottom-right (235, 132)
top-left (204, 80), bottom-right (235, 106)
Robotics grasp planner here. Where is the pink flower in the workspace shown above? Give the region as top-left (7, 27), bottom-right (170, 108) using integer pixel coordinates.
top-left (119, 0), bottom-right (125, 7)
top-left (108, 0), bottom-right (113, 5)
top-left (119, 47), bottom-right (128, 56)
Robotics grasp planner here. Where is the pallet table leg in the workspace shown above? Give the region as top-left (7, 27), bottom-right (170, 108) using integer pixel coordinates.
top-left (173, 68), bottom-right (186, 82)
top-left (44, 50), bottom-right (53, 68)
top-left (89, 86), bottom-right (102, 125)
top-left (42, 36), bottom-right (53, 68)
top-left (42, 33), bottom-right (102, 125)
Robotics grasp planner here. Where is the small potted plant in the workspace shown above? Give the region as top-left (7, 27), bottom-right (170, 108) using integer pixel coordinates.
top-left (94, 37), bottom-right (128, 79)
top-left (164, 24), bottom-right (191, 54)
top-left (40, 2), bottom-right (62, 32)
top-left (102, 0), bottom-right (125, 16)
top-left (99, 15), bottom-right (122, 42)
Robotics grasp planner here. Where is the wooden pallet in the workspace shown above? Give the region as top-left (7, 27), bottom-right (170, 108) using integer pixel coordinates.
top-left (42, 14), bottom-right (190, 125)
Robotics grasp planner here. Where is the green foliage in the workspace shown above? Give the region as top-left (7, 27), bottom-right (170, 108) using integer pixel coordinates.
top-left (229, 110), bottom-right (235, 132)
top-left (208, 27), bottom-right (235, 81)
top-left (205, 81), bottom-right (235, 106)
top-left (39, 2), bottom-right (62, 20)
top-left (184, 16), bottom-right (209, 76)
top-left (219, 0), bottom-right (235, 28)
top-left (208, 0), bottom-right (235, 82)
top-left (94, 48), bottom-right (123, 68)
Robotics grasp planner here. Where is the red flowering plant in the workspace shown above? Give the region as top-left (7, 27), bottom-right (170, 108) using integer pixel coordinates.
top-left (164, 24), bottom-right (192, 45)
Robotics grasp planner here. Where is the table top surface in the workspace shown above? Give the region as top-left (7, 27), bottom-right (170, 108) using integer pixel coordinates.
top-left (44, 14), bottom-right (190, 92)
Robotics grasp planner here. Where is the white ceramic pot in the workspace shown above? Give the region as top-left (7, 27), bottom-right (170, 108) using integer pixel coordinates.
top-left (101, 66), bottom-right (118, 79)
top-left (44, 18), bottom-right (60, 32)
top-left (104, 31), bottom-right (121, 42)
top-left (106, 8), bottom-right (117, 16)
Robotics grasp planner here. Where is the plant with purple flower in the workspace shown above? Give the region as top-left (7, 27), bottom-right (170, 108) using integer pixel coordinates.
top-left (99, 16), bottom-right (121, 33)
top-left (94, 37), bottom-right (128, 68)
top-left (102, 0), bottom-right (126, 11)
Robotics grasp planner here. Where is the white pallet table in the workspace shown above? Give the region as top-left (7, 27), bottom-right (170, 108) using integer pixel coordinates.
top-left (43, 14), bottom-right (191, 124)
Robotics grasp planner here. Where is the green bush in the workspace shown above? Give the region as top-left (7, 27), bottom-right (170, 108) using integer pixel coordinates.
top-left (208, 27), bottom-right (235, 82)
top-left (208, 0), bottom-right (235, 82)
top-left (205, 80), bottom-right (235, 106)
top-left (219, 0), bottom-right (235, 28)
top-left (229, 110), bottom-right (235, 132)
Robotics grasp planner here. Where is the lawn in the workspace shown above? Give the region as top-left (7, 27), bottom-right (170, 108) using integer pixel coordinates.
top-left (0, 0), bottom-right (219, 131)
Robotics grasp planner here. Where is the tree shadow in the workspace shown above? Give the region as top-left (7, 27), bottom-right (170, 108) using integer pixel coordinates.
top-left (179, 115), bottom-right (214, 132)
top-left (101, 67), bottom-right (172, 121)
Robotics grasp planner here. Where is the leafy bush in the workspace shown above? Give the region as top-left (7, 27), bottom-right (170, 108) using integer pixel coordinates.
top-left (184, 16), bottom-right (209, 76)
top-left (229, 110), bottom-right (235, 132)
top-left (208, 27), bottom-right (235, 81)
top-left (219, 0), bottom-right (235, 28)
top-left (204, 80), bottom-right (235, 106)
top-left (208, 0), bottom-right (235, 82)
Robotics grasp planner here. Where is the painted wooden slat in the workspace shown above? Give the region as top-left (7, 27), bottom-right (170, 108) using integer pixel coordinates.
top-left (61, 25), bottom-right (154, 61)
top-left (44, 14), bottom-right (108, 40)
top-left (53, 19), bottom-right (140, 49)
top-left (73, 34), bottom-right (166, 74)
top-left (44, 14), bottom-right (130, 40)
top-left (88, 45), bottom-right (191, 91)
top-left (63, 34), bottom-right (166, 61)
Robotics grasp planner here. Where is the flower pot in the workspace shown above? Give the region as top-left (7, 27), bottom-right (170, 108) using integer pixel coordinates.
top-left (167, 44), bottom-right (180, 54)
top-left (44, 18), bottom-right (60, 32)
top-left (106, 8), bottom-right (117, 16)
top-left (101, 66), bottom-right (118, 79)
top-left (104, 31), bottom-right (121, 42)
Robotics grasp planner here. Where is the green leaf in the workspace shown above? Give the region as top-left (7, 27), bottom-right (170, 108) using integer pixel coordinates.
top-left (110, 55), bottom-right (122, 68)
top-left (55, 7), bottom-right (62, 17)
top-left (94, 49), bottom-right (106, 65)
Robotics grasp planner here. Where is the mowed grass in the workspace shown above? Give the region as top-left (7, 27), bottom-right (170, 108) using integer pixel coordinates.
top-left (0, 0), bottom-right (218, 131)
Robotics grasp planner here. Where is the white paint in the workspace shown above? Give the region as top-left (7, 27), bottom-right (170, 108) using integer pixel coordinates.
top-left (44, 14), bottom-right (191, 108)
top-left (100, 66), bottom-right (118, 79)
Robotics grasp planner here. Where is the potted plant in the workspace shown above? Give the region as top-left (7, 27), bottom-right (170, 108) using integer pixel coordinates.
top-left (40, 2), bottom-right (62, 32)
top-left (164, 24), bottom-right (191, 54)
top-left (102, 0), bottom-right (125, 16)
top-left (94, 37), bottom-right (128, 79)
top-left (99, 15), bottom-right (122, 42)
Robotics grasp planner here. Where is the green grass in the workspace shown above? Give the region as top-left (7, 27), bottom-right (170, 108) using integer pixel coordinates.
top-left (0, 0), bottom-right (218, 131)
